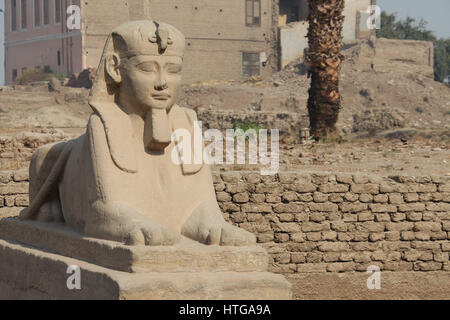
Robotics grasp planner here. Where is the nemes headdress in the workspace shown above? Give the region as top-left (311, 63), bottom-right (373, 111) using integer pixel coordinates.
top-left (111, 20), bottom-right (185, 58)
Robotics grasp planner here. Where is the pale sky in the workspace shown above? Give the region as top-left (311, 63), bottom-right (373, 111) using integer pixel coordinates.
top-left (377, 0), bottom-right (450, 39)
top-left (0, 0), bottom-right (449, 85)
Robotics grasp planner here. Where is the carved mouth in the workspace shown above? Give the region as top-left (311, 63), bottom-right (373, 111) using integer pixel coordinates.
top-left (153, 94), bottom-right (170, 101)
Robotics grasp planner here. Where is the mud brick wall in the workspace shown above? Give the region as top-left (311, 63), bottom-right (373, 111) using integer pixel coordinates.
top-left (213, 171), bottom-right (450, 273)
top-left (0, 169), bottom-right (29, 216)
top-left (1, 169), bottom-right (450, 273)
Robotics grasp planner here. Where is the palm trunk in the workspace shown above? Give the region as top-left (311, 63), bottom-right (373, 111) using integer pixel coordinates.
top-left (306, 0), bottom-right (345, 140)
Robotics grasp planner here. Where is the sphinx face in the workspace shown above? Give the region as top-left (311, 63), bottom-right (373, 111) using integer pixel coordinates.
top-left (118, 54), bottom-right (183, 114)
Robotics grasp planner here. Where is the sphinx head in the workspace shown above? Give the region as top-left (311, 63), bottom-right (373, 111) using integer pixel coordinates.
top-left (104, 20), bottom-right (185, 115)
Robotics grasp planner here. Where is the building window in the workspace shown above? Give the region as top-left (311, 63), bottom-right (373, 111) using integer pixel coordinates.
top-left (245, 0), bottom-right (261, 27)
top-left (21, 0), bottom-right (27, 29)
top-left (57, 50), bottom-right (61, 66)
top-left (54, 0), bottom-right (61, 24)
top-left (242, 52), bottom-right (260, 77)
top-left (12, 69), bottom-right (18, 82)
top-left (34, 0), bottom-right (41, 27)
top-left (11, 0), bottom-right (17, 31)
top-left (43, 0), bottom-right (49, 25)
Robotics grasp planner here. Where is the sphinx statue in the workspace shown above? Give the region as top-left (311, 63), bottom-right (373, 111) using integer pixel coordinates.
top-left (20, 20), bottom-right (256, 247)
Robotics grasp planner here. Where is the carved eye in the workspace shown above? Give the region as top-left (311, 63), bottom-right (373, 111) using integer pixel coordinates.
top-left (167, 64), bottom-right (182, 74)
top-left (136, 61), bottom-right (158, 73)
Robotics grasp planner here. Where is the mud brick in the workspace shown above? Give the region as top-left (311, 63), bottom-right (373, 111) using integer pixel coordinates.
top-left (434, 252), bottom-right (449, 262)
top-left (306, 252), bottom-right (322, 263)
top-left (291, 183), bottom-right (316, 193)
top-left (257, 233), bottom-right (273, 243)
top-left (426, 203), bottom-right (450, 212)
top-left (221, 172), bottom-right (242, 183)
top-left (411, 241), bottom-right (440, 250)
top-left (265, 194), bottom-right (281, 203)
top-left (313, 192), bottom-right (328, 203)
top-left (287, 243), bottom-right (316, 252)
top-left (282, 191), bottom-right (297, 202)
top-left (361, 193), bottom-right (375, 203)
top-left (374, 213), bottom-right (390, 222)
top-left (373, 194), bottom-right (388, 203)
top-left (242, 172), bottom-right (261, 184)
top-left (430, 232), bottom-right (447, 240)
top-left (251, 193), bottom-right (266, 203)
top-left (403, 250), bottom-right (421, 262)
top-left (382, 242), bottom-right (411, 251)
top-left (273, 203), bottom-right (303, 213)
top-left (351, 184), bottom-right (379, 194)
top-left (331, 221), bottom-right (347, 232)
top-left (356, 222), bottom-right (385, 233)
top-left (297, 193), bottom-right (313, 202)
top-left (329, 194), bottom-right (344, 203)
top-left (383, 261), bottom-right (413, 271)
top-left (414, 262), bottom-right (442, 271)
top-left (319, 183), bottom-right (349, 193)
top-left (278, 213), bottom-right (294, 222)
top-left (369, 232), bottom-right (385, 242)
top-left (323, 252), bottom-right (341, 262)
top-left (414, 232), bottom-right (431, 241)
top-left (388, 193), bottom-right (404, 204)
top-left (358, 211), bottom-right (374, 222)
top-left (343, 213), bottom-right (357, 222)
top-left (318, 242), bottom-right (350, 252)
top-left (385, 222), bottom-right (414, 231)
top-left (391, 212), bottom-right (406, 222)
top-left (273, 222), bottom-right (301, 233)
top-left (353, 232), bottom-right (369, 241)
top-left (401, 231), bottom-right (415, 241)
top-left (344, 192), bottom-right (359, 202)
top-left (321, 231), bottom-right (337, 241)
top-left (310, 212), bottom-right (326, 222)
top-left (398, 203), bottom-right (425, 212)
top-left (352, 174), bottom-right (369, 184)
top-left (385, 231), bottom-right (401, 241)
top-left (337, 232), bottom-right (352, 241)
top-left (341, 203), bottom-right (368, 213)
top-left (241, 203), bottom-right (272, 213)
top-left (290, 232), bottom-right (305, 243)
top-left (336, 174), bottom-right (352, 184)
top-left (0, 183), bottom-right (29, 195)
top-left (290, 253), bottom-right (307, 263)
top-left (0, 171), bottom-right (12, 184)
top-left (419, 193), bottom-right (432, 201)
top-left (301, 222), bottom-right (330, 232)
top-left (439, 184), bottom-right (450, 192)
top-left (13, 169), bottom-right (29, 182)
top-left (406, 212), bottom-right (422, 221)
top-left (294, 213), bottom-right (309, 222)
top-left (414, 222), bottom-right (441, 232)
top-left (442, 243), bottom-right (450, 251)
top-left (369, 204), bottom-right (397, 213)
top-left (309, 202), bottom-right (338, 212)
top-left (274, 233), bottom-right (290, 243)
top-left (216, 192), bottom-right (231, 202)
top-left (404, 193), bottom-right (419, 202)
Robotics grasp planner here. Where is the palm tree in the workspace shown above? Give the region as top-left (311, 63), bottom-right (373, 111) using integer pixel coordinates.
top-left (306, 0), bottom-right (345, 140)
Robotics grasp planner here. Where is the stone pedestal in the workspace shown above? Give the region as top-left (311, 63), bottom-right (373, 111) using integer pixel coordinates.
top-left (0, 218), bottom-right (291, 299)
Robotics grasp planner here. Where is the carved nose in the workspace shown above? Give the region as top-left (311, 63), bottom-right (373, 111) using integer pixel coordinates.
top-left (155, 73), bottom-right (168, 90)
top-left (155, 82), bottom-right (168, 90)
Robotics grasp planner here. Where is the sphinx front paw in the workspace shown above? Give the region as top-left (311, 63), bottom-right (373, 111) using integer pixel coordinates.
top-left (182, 202), bottom-right (256, 246)
top-left (125, 222), bottom-right (180, 246)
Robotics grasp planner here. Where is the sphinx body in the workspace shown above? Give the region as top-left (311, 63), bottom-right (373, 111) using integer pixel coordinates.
top-left (20, 20), bottom-right (255, 247)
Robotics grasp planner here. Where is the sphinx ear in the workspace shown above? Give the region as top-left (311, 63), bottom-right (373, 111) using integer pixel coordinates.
top-left (105, 52), bottom-right (122, 84)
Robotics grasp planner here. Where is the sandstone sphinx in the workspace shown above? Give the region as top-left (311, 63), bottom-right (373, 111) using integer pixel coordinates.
top-left (20, 20), bottom-right (255, 247)
top-left (0, 20), bottom-right (291, 299)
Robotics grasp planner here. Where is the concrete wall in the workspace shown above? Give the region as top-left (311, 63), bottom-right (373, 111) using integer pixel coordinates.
top-left (81, 0), bottom-right (274, 83)
top-left (342, 0), bottom-right (372, 42)
top-left (279, 21), bottom-right (308, 69)
top-left (5, 0), bottom-right (82, 84)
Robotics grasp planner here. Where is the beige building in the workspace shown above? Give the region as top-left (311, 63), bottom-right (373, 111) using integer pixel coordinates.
top-left (4, 0), bottom-right (374, 84)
